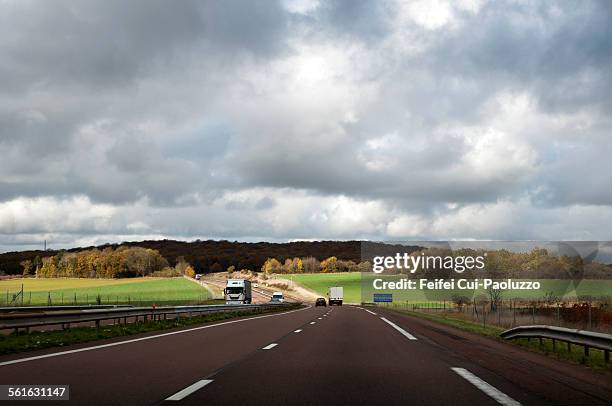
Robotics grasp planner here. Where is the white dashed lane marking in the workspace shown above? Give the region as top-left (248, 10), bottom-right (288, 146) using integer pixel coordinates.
top-left (451, 368), bottom-right (521, 406)
top-left (380, 317), bottom-right (417, 340)
top-left (166, 380), bottom-right (213, 401)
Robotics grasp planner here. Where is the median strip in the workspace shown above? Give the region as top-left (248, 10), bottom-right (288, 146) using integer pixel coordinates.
top-left (262, 343), bottom-right (278, 350)
top-left (451, 368), bottom-right (521, 406)
top-left (380, 317), bottom-right (417, 340)
top-left (166, 379), bottom-right (213, 401)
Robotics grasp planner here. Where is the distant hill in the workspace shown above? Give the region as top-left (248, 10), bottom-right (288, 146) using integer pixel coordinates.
top-left (0, 240), bottom-right (421, 276)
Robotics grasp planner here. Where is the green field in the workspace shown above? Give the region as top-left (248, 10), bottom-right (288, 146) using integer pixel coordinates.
top-left (286, 273), bottom-right (612, 303)
top-left (362, 275), bottom-right (612, 302)
top-left (0, 277), bottom-right (212, 306)
top-left (288, 272), bottom-right (362, 303)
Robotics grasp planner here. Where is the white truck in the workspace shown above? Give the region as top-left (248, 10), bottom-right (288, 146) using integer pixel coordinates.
top-left (328, 286), bottom-right (343, 306)
top-left (224, 279), bottom-right (252, 304)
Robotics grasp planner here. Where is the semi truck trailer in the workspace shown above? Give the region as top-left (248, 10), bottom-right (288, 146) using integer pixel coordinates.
top-left (225, 279), bottom-right (252, 304)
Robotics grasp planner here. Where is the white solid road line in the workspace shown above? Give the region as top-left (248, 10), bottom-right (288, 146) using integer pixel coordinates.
top-left (262, 343), bottom-right (278, 350)
top-left (0, 305), bottom-right (311, 367)
top-left (364, 309), bottom-right (377, 315)
top-left (166, 379), bottom-right (213, 401)
top-left (451, 368), bottom-right (521, 406)
top-left (294, 329), bottom-right (302, 333)
top-left (380, 317), bottom-right (417, 340)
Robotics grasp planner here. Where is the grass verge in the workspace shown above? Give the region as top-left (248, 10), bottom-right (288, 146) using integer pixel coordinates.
top-left (384, 307), bottom-right (612, 374)
top-left (0, 304), bottom-right (300, 356)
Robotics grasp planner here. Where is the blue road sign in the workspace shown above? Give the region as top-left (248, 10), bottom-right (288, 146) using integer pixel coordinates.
top-left (373, 293), bottom-right (393, 303)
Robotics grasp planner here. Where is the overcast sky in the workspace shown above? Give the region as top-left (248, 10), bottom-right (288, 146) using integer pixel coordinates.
top-left (1, 0), bottom-right (612, 252)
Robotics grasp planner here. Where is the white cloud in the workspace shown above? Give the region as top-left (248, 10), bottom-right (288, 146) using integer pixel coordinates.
top-left (0, 196), bottom-right (115, 235)
top-left (402, 0), bottom-right (455, 30)
top-left (1, 0), bottom-right (612, 251)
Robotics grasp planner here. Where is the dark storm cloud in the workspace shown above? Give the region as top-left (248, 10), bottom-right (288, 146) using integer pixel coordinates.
top-left (0, 0), bottom-right (288, 205)
top-left (423, 0), bottom-right (612, 114)
top-left (1, 0), bottom-right (612, 247)
top-left (0, 0), bottom-right (288, 91)
top-left (315, 0), bottom-right (395, 43)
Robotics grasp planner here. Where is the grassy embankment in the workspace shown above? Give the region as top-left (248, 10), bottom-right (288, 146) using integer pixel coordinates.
top-left (0, 277), bottom-right (213, 306)
top-left (381, 306), bottom-right (612, 373)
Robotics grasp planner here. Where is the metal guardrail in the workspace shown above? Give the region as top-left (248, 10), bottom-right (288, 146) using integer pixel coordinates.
top-left (0, 305), bottom-right (133, 313)
top-left (0, 303), bottom-right (298, 332)
top-left (500, 325), bottom-right (612, 362)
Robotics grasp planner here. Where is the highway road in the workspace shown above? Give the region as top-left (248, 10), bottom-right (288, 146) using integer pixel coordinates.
top-left (200, 273), bottom-right (309, 303)
top-left (1, 305), bottom-right (611, 405)
top-left (199, 277), bottom-right (289, 304)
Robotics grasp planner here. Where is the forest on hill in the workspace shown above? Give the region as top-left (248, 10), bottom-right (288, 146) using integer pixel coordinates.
top-left (0, 240), bottom-right (420, 276)
top-left (4, 240), bottom-right (609, 280)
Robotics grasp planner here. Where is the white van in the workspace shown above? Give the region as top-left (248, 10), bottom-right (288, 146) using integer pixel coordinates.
top-left (328, 286), bottom-right (343, 306)
top-left (270, 292), bottom-right (284, 303)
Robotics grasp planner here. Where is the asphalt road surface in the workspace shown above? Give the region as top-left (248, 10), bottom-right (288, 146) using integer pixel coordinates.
top-left (199, 277), bottom-right (289, 303)
top-left (1, 305), bottom-right (610, 405)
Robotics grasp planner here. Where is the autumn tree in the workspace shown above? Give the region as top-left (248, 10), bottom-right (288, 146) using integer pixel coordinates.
top-left (184, 264), bottom-right (196, 278)
top-left (336, 260), bottom-right (358, 272)
top-left (295, 257), bottom-right (304, 273)
top-left (320, 256), bottom-right (338, 273)
top-left (261, 258), bottom-right (282, 274)
top-left (20, 260), bottom-right (32, 277)
top-left (39, 257), bottom-right (56, 278)
top-left (175, 256), bottom-right (189, 274)
top-left (35, 246), bottom-right (168, 279)
top-left (357, 261), bottom-right (371, 273)
top-left (282, 258), bottom-right (293, 273)
top-left (175, 256), bottom-right (196, 277)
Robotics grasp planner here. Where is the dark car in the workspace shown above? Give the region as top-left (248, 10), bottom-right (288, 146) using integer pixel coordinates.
top-left (315, 297), bottom-right (326, 307)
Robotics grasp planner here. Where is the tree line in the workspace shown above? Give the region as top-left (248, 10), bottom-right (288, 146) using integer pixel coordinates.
top-left (6, 241), bottom-right (611, 279)
top-left (261, 256), bottom-right (371, 274)
top-left (0, 240), bottom-right (417, 276)
top-left (21, 247), bottom-right (194, 279)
